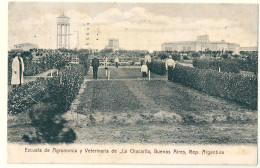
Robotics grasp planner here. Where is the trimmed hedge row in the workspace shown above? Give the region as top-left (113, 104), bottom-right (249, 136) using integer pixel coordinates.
top-left (149, 61), bottom-right (166, 75)
top-left (8, 64), bottom-right (85, 115)
top-left (193, 59), bottom-right (240, 73)
top-left (172, 65), bottom-right (257, 109)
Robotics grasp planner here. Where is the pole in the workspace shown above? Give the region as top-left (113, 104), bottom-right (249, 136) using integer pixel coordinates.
top-left (108, 70), bottom-right (110, 80)
top-left (149, 70), bottom-right (150, 81)
top-left (51, 70), bottom-right (53, 77)
top-left (60, 72), bottom-right (62, 84)
top-left (218, 67), bottom-right (221, 72)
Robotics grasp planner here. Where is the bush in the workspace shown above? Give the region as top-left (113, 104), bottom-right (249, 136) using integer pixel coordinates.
top-left (8, 78), bottom-right (48, 115)
top-left (8, 64), bottom-right (85, 115)
top-left (46, 64), bottom-right (84, 114)
top-left (150, 61), bottom-right (166, 75)
top-left (193, 59), bottom-right (240, 73)
top-left (172, 65), bottom-right (257, 109)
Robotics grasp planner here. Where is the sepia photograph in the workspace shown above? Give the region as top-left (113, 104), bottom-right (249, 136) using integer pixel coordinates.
top-left (4, 1), bottom-right (258, 165)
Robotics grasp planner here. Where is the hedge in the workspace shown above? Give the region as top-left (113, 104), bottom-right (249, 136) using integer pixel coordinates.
top-left (193, 59), bottom-right (240, 73)
top-left (8, 64), bottom-right (85, 115)
top-left (150, 61), bottom-right (166, 75)
top-left (172, 65), bottom-right (257, 109)
top-left (8, 78), bottom-right (48, 115)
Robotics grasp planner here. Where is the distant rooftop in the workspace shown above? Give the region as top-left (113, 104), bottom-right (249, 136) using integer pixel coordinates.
top-left (14, 43), bottom-right (38, 46)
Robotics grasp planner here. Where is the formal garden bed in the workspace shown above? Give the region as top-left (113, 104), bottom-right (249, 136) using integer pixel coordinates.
top-left (150, 60), bottom-right (257, 110)
top-left (8, 64), bottom-right (86, 143)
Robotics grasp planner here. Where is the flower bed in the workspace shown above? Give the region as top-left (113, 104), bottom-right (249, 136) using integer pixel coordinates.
top-left (172, 65), bottom-right (257, 109)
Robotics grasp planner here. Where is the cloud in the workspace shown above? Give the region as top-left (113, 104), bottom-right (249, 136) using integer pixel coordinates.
top-left (8, 6), bottom-right (258, 51)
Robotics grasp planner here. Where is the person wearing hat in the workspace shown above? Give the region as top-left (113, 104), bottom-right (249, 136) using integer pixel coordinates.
top-left (165, 55), bottom-right (176, 81)
top-left (11, 53), bottom-right (24, 87)
top-left (92, 56), bottom-right (100, 79)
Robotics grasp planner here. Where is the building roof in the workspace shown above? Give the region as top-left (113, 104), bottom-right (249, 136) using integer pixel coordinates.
top-left (162, 41), bottom-right (239, 46)
top-left (163, 41), bottom-right (197, 45)
top-left (14, 43), bottom-right (38, 46)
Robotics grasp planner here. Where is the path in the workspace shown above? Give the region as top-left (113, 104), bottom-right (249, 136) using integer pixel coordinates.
top-left (63, 66), bottom-right (257, 144)
top-left (8, 69), bottom-right (57, 91)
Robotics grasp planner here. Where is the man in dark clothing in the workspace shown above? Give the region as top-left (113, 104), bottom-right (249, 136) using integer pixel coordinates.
top-left (92, 57), bottom-right (99, 79)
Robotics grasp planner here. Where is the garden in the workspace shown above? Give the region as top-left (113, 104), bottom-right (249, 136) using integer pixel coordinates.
top-left (8, 49), bottom-right (90, 143)
top-left (149, 60), bottom-right (257, 110)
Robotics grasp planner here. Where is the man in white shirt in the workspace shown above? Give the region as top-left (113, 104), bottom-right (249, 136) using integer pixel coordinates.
top-left (141, 63), bottom-right (148, 79)
top-left (165, 55), bottom-right (176, 81)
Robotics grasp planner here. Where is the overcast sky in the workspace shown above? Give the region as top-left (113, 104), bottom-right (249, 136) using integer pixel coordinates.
top-left (8, 2), bottom-right (258, 51)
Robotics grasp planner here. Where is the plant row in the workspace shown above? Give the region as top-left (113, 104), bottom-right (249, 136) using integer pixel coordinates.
top-left (8, 64), bottom-right (85, 115)
top-left (149, 61), bottom-right (257, 109)
top-left (193, 58), bottom-right (257, 74)
top-left (172, 65), bottom-right (257, 109)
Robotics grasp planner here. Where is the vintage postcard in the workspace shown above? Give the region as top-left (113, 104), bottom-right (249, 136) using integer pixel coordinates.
top-left (6, 1), bottom-right (258, 165)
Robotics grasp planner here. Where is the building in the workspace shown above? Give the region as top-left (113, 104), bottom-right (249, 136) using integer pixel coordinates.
top-left (13, 43), bottom-right (38, 51)
top-left (162, 35), bottom-right (240, 55)
top-left (105, 38), bottom-right (119, 51)
top-left (57, 13), bottom-right (70, 49)
top-left (240, 47), bottom-right (258, 52)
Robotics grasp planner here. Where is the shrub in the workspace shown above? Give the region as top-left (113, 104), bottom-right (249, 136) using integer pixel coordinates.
top-left (150, 61), bottom-right (166, 75)
top-left (193, 59), bottom-right (240, 73)
top-left (8, 64), bottom-right (85, 115)
top-left (46, 64), bottom-right (84, 114)
top-left (172, 65), bottom-right (257, 109)
top-left (8, 78), bottom-right (48, 115)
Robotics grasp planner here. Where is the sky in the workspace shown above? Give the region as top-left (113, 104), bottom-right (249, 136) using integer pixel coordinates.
top-left (8, 2), bottom-right (258, 51)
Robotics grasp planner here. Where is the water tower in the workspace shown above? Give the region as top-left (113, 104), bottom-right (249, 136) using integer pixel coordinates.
top-left (57, 13), bottom-right (70, 49)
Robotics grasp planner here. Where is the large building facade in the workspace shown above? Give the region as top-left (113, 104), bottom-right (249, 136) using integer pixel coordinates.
top-left (162, 35), bottom-right (240, 55)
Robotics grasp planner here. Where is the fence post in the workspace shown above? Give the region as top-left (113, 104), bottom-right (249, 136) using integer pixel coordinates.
top-left (149, 70), bottom-right (150, 81)
top-left (108, 70), bottom-right (110, 80)
top-left (60, 72), bottom-right (62, 84)
top-left (50, 70), bottom-right (53, 77)
top-left (218, 67), bottom-right (221, 72)
top-left (57, 70), bottom-right (58, 76)
top-left (106, 69), bottom-right (108, 76)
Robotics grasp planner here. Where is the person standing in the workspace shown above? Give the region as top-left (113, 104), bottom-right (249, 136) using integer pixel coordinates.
top-left (141, 61), bottom-right (148, 80)
top-left (92, 56), bottom-right (99, 79)
top-left (144, 53), bottom-right (151, 70)
top-left (104, 56), bottom-right (108, 67)
top-left (114, 56), bottom-right (119, 68)
top-left (11, 53), bottom-right (24, 87)
top-left (165, 55), bottom-right (176, 81)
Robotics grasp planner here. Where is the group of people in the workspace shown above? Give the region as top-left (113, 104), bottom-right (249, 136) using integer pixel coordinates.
top-left (91, 54), bottom-right (176, 81)
top-left (10, 52), bottom-right (176, 88)
top-left (91, 56), bottom-right (120, 79)
top-left (141, 54), bottom-right (176, 81)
